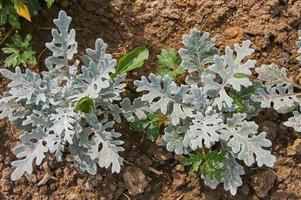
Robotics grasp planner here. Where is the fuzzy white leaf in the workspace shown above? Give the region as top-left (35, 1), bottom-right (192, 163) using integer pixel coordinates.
top-left (256, 64), bottom-right (293, 86)
top-left (0, 95), bottom-right (28, 121)
top-left (69, 144), bottom-right (97, 175)
top-left (11, 128), bottom-right (48, 181)
top-left (203, 40), bottom-right (256, 110)
top-left (0, 67), bottom-right (47, 105)
top-left (82, 114), bottom-right (124, 173)
top-left (284, 110), bottom-right (301, 132)
top-left (179, 29), bottom-right (219, 72)
top-left (119, 97), bottom-right (148, 122)
top-left (135, 74), bottom-right (194, 125)
top-left (45, 10), bottom-right (77, 70)
top-left (72, 39), bottom-right (116, 100)
top-left (220, 113), bottom-right (276, 167)
top-left (185, 112), bottom-right (223, 150)
top-left (183, 84), bottom-right (207, 111)
top-left (252, 84), bottom-right (300, 112)
top-left (50, 107), bottom-right (80, 144)
top-left (163, 125), bottom-right (190, 155)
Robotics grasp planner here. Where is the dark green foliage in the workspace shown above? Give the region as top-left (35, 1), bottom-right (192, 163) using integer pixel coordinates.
top-left (130, 113), bottom-right (161, 142)
top-left (180, 150), bottom-right (226, 181)
top-left (0, 2), bottom-right (20, 29)
top-left (25, 0), bottom-right (41, 13)
top-left (156, 48), bottom-right (184, 79)
top-left (0, 0), bottom-right (54, 29)
top-left (230, 80), bottom-right (263, 113)
top-left (2, 32), bottom-right (37, 67)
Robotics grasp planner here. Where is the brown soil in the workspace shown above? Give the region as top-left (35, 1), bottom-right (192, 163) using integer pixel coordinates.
top-left (1, 0), bottom-right (301, 199)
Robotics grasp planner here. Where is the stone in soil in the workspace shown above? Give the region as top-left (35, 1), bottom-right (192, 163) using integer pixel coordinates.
top-left (122, 166), bottom-right (148, 196)
top-left (261, 120), bottom-right (279, 142)
top-left (287, 138), bottom-right (301, 156)
top-left (250, 169), bottom-right (277, 198)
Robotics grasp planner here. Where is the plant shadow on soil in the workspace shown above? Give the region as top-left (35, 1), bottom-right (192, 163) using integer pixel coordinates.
top-left (1, 0), bottom-right (301, 199)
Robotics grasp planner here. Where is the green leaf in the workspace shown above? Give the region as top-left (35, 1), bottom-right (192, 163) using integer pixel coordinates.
top-left (180, 152), bottom-right (204, 172)
top-left (75, 96), bottom-right (94, 113)
top-left (200, 150), bottom-right (226, 181)
top-left (8, 8), bottom-right (20, 29)
top-left (45, 0), bottom-right (55, 8)
top-left (114, 47), bottom-right (149, 77)
top-left (180, 150), bottom-right (226, 181)
top-left (156, 48), bottom-right (184, 79)
top-left (130, 112), bottom-right (161, 142)
top-left (148, 112), bottom-right (159, 121)
top-left (0, 3), bottom-right (20, 29)
top-left (230, 80), bottom-right (263, 113)
top-left (157, 48), bottom-right (180, 68)
top-left (130, 119), bottom-right (147, 132)
top-left (0, 10), bottom-right (8, 26)
top-left (146, 124), bottom-right (160, 142)
top-left (233, 72), bottom-right (248, 78)
top-left (2, 33), bottom-right (36, 68)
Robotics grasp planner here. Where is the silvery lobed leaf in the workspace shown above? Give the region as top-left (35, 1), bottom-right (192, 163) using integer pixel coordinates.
top-left (0, 67), bottom-right (47, 105)
top-left (98, 74), bottom-right (126, 102)
top-left (185, 111), bottom-right (223, 150)
top-left (22, 110), bottom-right (51, 127)
top-left (179, 29), bottom-right (219, 73)
top-left (72, 39), bottom-right (116, 100)
top-left (135, 74), bottom-right (193, 125)
top-left (50, 106), bottom-right (81, 144)
top-left (163, 125), bottom-right (190, 155)
top-left (0, 94), bottom-right (28, 121)
top-left (10, 128), bottom-right (49, 181)
top-left (251, 83), bottom-right (300, 113)
top-left (96, 97), bottom-right (148, 123)
top-left (119, 97), bottom-right (148, 122)
top-left (82, 114), bottom-right (124, 173)
top-left (45, 10), bottom-right (77, 70)
top-left (44, 134), bottom-right (65, 162)
top-left (220, 113), bottom-right (276, 167)
top-left (69, 143), bottom-right (97, 175)
top-left (203, 40), bottom-right (256, 110)
top-left (222, 155), bottom-right (245, 195)
top-left (184, 72), bottom-right (201, 86)
top-left (183, 84), bottom-right (208, 111)
top-left (284, 109), bottom-right (301, 132)
top-left (255, 64), bottom-right (293, 86)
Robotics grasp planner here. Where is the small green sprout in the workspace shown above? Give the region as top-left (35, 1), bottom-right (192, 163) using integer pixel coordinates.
top-left (2, 32), bottom-right (37, 68)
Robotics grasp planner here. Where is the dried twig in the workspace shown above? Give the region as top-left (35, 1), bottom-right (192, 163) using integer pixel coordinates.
top-left (148, 166), bottom-right (163, 175)
top-left (38, 47), bottom-right (47, 60)
top-left (0, 29), bottom-right (13, 47)
top-left (37, 171), bottom-right (52, 186)
top-left (122, 193), bottom-right (131, 200)
top-left (123, 159), bottom-right (135, 166)
top-left (176, 194), bottom-right (184, 200)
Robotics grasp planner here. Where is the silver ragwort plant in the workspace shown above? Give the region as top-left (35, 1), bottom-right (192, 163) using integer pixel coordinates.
top-left (0, 11), bottom-right (146, 181)
top-left (134, 29), bottom-right (276, 195)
